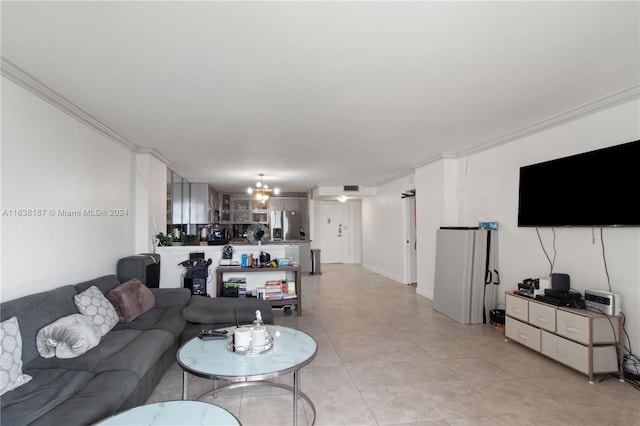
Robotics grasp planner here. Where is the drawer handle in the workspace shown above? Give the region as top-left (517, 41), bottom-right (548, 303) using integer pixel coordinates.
top-left (517, 333), bottom-right (527, 340)
top-left (536, 316), bottom-right (548, 323)
top-left (565, 326), bottom-right (580, 334)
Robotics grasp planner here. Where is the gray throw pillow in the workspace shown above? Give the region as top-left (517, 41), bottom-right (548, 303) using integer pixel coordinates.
top-left (36, 314), bottom-right (101, 359)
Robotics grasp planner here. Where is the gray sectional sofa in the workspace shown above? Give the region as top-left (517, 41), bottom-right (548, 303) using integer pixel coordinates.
top-left (0, 274), bottom-right (274, 426)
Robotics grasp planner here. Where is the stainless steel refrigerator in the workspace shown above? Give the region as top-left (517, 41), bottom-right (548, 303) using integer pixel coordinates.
top-left (270, 210), bottom-right (303, 241)
top-left (433, 227), bottom-right (499, 324)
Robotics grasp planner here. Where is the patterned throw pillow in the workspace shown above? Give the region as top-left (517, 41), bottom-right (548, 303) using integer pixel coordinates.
top-left (1, 316), bottom-right (33, 396)
top-left (74, 286), bottom-right (119, 336)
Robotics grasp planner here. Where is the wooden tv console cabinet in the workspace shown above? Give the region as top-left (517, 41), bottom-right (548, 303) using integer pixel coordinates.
top-left (505, 292), bottom-right (623, 383)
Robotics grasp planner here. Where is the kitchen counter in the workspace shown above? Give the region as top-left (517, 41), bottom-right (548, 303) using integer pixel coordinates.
top-left (222, 239), bottom-right (310, 245)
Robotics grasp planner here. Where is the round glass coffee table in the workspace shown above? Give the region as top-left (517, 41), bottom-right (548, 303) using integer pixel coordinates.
top-left (178, 325), bottom-right (317, 426)
top-left (95, 400), bottom-right (239, 425)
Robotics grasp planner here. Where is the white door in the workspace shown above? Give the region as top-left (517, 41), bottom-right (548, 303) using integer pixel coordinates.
top-left (315, 202), bottom-right (345, 263)
top-left (405, 194), bottom-right (417, 284)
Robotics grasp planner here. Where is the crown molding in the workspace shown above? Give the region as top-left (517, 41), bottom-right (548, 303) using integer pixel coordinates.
top-left (408, 152), bottom-right (456, 172)
top-left (457, 84), bottom-right (640, 158)
top-left (1, 55), bottom-right (139, 153)
top-left (401, 84), bottom-right (640, 177)
top-left (137, 147), bottom-right (171, 166)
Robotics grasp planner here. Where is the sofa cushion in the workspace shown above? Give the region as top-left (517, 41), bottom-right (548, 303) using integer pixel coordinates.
top-left (151, 287), bottom-right (192, 308)
top-left (1, 285), bottom-right (78, 365)
top-left (28, 370), bottom-right (139, 426)
top-left (107, 279), bottom-right (155, 322)
top-left (94, 329), bottom-right (175, 379)
top-left (74, 286), bottom-right (119, 336)
top-left (0, 317), bottom-right (32, 395)
top-left (0, 368), bottom-right (94, 426)
top-left (183, 296), bottom-right (274, 325)
top-left (25, 329), bottom-right (141, 372)
top-left (146, 305), bottom-right (188, 336)
top-left (113, 305), bottom-right (186, 337)
top-left (36, 314), bottom-right (101, 359)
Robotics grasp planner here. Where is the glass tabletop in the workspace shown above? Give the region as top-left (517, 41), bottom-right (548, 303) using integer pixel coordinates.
top-left (95, 400), bottom-right (239, 425)
top-left (178, 325), bottom-right (317, 381)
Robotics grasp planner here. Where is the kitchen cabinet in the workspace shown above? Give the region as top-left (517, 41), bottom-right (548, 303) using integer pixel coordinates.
top-left (232, 211), bottom-right (251, 224)
top-left (220, 193), bottom-right (231, 223)
top-left (189, 183), bottom-right (211, 224)
top-left (231, 198), bottom-right (268, 224)
top-left (232, 199), bottom-right (251, 211)
top-left (232, 198), bottom-right (252, 224)
top-left (505, 292), bottom-right (622, 382)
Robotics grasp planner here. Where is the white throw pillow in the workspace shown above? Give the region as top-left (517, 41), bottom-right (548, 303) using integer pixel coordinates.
top-left (1, 317), bottom-right (33, 395)
top-left (36, 314), bottom-right (101, 359)
top-left (74, 286), bottom-right (119, 336)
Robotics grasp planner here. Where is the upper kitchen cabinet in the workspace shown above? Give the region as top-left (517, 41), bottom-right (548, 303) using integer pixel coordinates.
top-left (170, 173), bottom-right (188, 225)
top-left (268, 197), bottom-right (306, 212)
top-left (189, 183), bottom-right (214, 224)
top-left (231, 198), bottom-right (268, 224)
top-left (232, 199), bottom-right (251, 212)
top-left (220, 193), bottom-right (231, 224)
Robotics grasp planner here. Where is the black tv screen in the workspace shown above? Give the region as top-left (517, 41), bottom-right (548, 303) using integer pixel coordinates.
top-left (518, 140), bottom-right (640, 227)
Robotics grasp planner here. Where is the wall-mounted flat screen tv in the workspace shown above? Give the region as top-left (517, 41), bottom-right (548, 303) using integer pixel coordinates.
top-left (518, 139), bottom-right (640, 227)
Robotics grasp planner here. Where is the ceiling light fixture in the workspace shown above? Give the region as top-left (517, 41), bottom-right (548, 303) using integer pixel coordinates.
top-left (247, 174), bottom-right (280, 203)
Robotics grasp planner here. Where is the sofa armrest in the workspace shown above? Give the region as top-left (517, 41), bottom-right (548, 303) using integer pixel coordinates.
top-left (182, 297), bottom-right (274, 325)
top-left (150, 288), bottom-right (191, 308)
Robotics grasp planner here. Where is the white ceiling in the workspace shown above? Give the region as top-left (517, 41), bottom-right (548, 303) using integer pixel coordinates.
top-left (2, 1), bottom-right (639, 193)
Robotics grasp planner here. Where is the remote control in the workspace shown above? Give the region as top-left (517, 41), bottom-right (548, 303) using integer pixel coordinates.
top-left (198, 333), bottom-right (227, 340)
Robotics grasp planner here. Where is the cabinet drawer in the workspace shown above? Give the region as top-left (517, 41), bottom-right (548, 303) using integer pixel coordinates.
top-left (506, 317), bottom-right (540, 352)
top-left (556, 310), bottom-right (590, 344)
top-left (541, 331), bottom-right (588, 374)
top-left (506, 294), bottom-right (529, 322)
top-left (529, 301), bottom-right (556, 332)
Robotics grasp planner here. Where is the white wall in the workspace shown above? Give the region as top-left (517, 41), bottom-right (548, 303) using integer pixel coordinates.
top-left (414, 98), bottom-right (640, 350)
top-left (134, 152), bottom-right (167, 254)
top-left (362, 175), bottom-right (414, 283)
top-left (0, 77), bottom-right (136, 301)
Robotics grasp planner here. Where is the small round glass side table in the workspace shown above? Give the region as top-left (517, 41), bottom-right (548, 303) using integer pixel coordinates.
top-left (94, 400), bottom-right (240, 425)
top-left (178, 325), bottom-right (318, 426)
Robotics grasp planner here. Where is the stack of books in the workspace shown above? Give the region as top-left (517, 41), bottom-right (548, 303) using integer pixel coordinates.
top-left (264, 280), bottom-right (283, 300)
top-left (224, 277), bottom-right (247, 298)
top-left (282, 280), bottom-right (297, 300)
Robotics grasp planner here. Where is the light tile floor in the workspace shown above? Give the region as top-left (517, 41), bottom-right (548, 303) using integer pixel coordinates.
top-left (147, 264), bottom-right (640, 425)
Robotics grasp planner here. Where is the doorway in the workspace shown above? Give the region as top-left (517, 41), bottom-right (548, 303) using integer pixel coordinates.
top-left (404, 190), bottom-right (417, 285)
top-left (315, 201), bottom-right (345, 263)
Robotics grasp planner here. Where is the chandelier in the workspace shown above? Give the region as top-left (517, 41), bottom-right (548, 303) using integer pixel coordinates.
top-left (247, 174), bottom-right (280, 203)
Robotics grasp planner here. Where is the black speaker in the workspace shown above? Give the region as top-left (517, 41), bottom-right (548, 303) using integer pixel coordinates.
top-left (117, 253), bottom-right (160, 288)
top-left (551, 273), bottom-right (570, 292)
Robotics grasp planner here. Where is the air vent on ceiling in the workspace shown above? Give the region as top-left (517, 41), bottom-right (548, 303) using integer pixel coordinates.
top-left (343, 185), bottom-right (359, 192)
